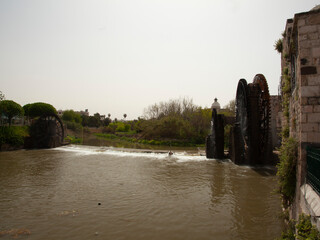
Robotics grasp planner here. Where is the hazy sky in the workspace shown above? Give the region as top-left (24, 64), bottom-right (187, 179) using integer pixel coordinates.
top-left (1, 0), bottom-right (319, 119)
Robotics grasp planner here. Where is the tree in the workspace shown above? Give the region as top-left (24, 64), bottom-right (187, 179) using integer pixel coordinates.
top-left (62, 110), bottom-right (82, 123)
top-left (224, 99), bottom-right (235, 114)
top-left (0, 100), bottom-right (24, 126)
top-left (108, 113), bottom-right (111, 118)
top-left (123, 113), bottom-right (127, 120)
top-left (23, 102), bottom-right (57, 118)
top-left (88, 116), bottom-right (101, 128)
top-left (103, 117), bottom-right (111, 126)
top-left (0, 91), bottom-right (5, 101)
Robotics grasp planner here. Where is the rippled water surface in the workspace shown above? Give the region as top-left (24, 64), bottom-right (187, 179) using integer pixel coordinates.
top-left (0, 145), bottom-right (283, 240)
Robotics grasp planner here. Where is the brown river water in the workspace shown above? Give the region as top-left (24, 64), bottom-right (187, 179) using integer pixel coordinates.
top-left (0, 145), bottom-right (283, 240)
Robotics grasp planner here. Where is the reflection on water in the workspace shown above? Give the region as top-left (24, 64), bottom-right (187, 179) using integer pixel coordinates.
top-left (0, 145), bottom-right (283, 240)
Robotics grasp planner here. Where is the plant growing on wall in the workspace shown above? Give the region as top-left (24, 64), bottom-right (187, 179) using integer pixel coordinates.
top-left (274, 38), bottom-right (283, 53)
top-left (278, 214), bottom-right (320, 240)
top-left (276, 137), bottom-right (298, 208)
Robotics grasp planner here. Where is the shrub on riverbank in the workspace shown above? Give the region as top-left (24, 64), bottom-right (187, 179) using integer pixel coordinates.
top-left (95, 133), bottom-right (203, 147)
top-left (141, 98), bottom-right (211, 144)
top-left (65, 135), bottom-right (82, 144)
top-left (0, 126), bottom-right (29, 149)
top-left (277, 214), bottom-right (320, 240)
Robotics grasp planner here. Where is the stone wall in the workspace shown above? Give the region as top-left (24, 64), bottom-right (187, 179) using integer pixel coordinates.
top-left (281, 8), bottom-right (320, 223)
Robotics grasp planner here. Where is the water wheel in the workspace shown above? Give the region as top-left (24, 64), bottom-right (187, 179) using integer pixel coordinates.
top-left (31, 113), bottom-right (64, 148)
top-left (233, 79), bottom-right (261, 164)
top-left (206, 109), bottom-right (224, 159)
top-left (253, 74), bottom-right (271, 162)
top-left (232, 74), bottom-right (271, 165)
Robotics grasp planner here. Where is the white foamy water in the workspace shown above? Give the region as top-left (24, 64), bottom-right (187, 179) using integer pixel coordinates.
top-left (55, 144), bottom-right (212, 163)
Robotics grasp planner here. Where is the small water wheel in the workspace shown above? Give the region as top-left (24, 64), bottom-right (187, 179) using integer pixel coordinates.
top-left (30, 113), bottom-right (65, 148)
top-left (206, 109), bottom-right (225, 159)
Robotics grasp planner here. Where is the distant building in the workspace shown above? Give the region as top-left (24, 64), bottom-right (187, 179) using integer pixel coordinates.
top-left (77, 109), bottom-right (89, 116)
top-left (57, 109), bottom-right (63, 117)
top-left (58, 109), bottom-right (89, 117)
top-left (211, 98), bottom-right (221, 111)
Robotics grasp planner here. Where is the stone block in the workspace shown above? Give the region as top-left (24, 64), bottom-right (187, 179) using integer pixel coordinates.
top-left (301, 113), bottom-right (307, 123)
top-left (314, 105), bottom-right (320, 112)
top-left (300, 35), bottom-right (308, 42)
top-left (308, 97), bottom-right (320, 105)
top-left (299, 25), bottom-right (318, 34)
top-left (312, 58), bottom-right (320, 66)
top-left (308, 14), bottom-right (320, 25)
top-left (301, 86), bottom-right (320, 97)
top-left (301, 97), bottom-right (309, 105)
top-left (301, 132), bottom-right (308, 142)
top-left (309, 32), bottom-right (319, 40)
top-left (302, 105), bottom-right (313, 113)
top-left (302, 77), bottom-right (308, 86)
top-left (307, 75), bottom-right (320, 85)
top-left (312, 47), bottom-right (320, 57)
top-left (307, 112), bottom-right (320, 122)
top-left (301, 123), bottom-right (318, 132)
top-left (298, 19), bottom-right (306, 27)
top-left (301, 48), bottom-right (311, 58)
top-left (310, 39), bottom-right (320, 47)
top-left (307, 132), bottom-right (320, 143)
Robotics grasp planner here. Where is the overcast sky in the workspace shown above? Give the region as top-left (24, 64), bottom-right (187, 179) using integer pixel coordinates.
top-left (1, 0), bottom-right (319, 119)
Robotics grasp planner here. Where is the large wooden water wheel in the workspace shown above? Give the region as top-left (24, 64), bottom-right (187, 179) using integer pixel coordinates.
top-left (30, 113), bottom-right (65, 148)
top-left (253, 74), bottom-right (271, 162)
top-left (231, 74), bottom-right (271, 165)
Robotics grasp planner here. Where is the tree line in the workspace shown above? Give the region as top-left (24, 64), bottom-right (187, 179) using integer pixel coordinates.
top-left (0, 91), bottom-right (234, 147)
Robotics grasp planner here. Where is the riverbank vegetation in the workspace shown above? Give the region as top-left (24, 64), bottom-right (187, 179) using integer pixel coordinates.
top-left (63, 98), bottom-right (213, 149)
top-left (0, 126), bottom-right (29, 150)
top-left (0, 98), bottom-right (58, 150)
top-left (278, 213), bottom-right (320, 240)
top-left (0, 93), bottom-right (232, 151)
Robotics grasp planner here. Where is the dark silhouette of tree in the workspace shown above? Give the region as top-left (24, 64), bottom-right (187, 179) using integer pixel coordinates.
top-left (123, 113), bottom-right (127, 120)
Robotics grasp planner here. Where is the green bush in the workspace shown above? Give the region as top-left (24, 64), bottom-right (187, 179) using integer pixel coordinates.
top-left (64, 121), bottom-right (82, 132)
top-left (278, 214), bottom-right (320, 240)
top-left (0, 126), bottom-right (28, 147)
top-left (62, 110), bottom-right (82, 123)
top-left (65, 135), bottom-right (82, 144)
top-left (276, 137), bottom-right (298, 207)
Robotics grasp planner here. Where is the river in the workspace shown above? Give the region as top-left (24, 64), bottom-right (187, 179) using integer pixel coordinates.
top-left (0, 145), bottom-right (283, 240)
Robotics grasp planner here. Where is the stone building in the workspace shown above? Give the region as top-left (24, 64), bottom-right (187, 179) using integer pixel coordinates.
top-left (280, 6), bottom-right (320, 228)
